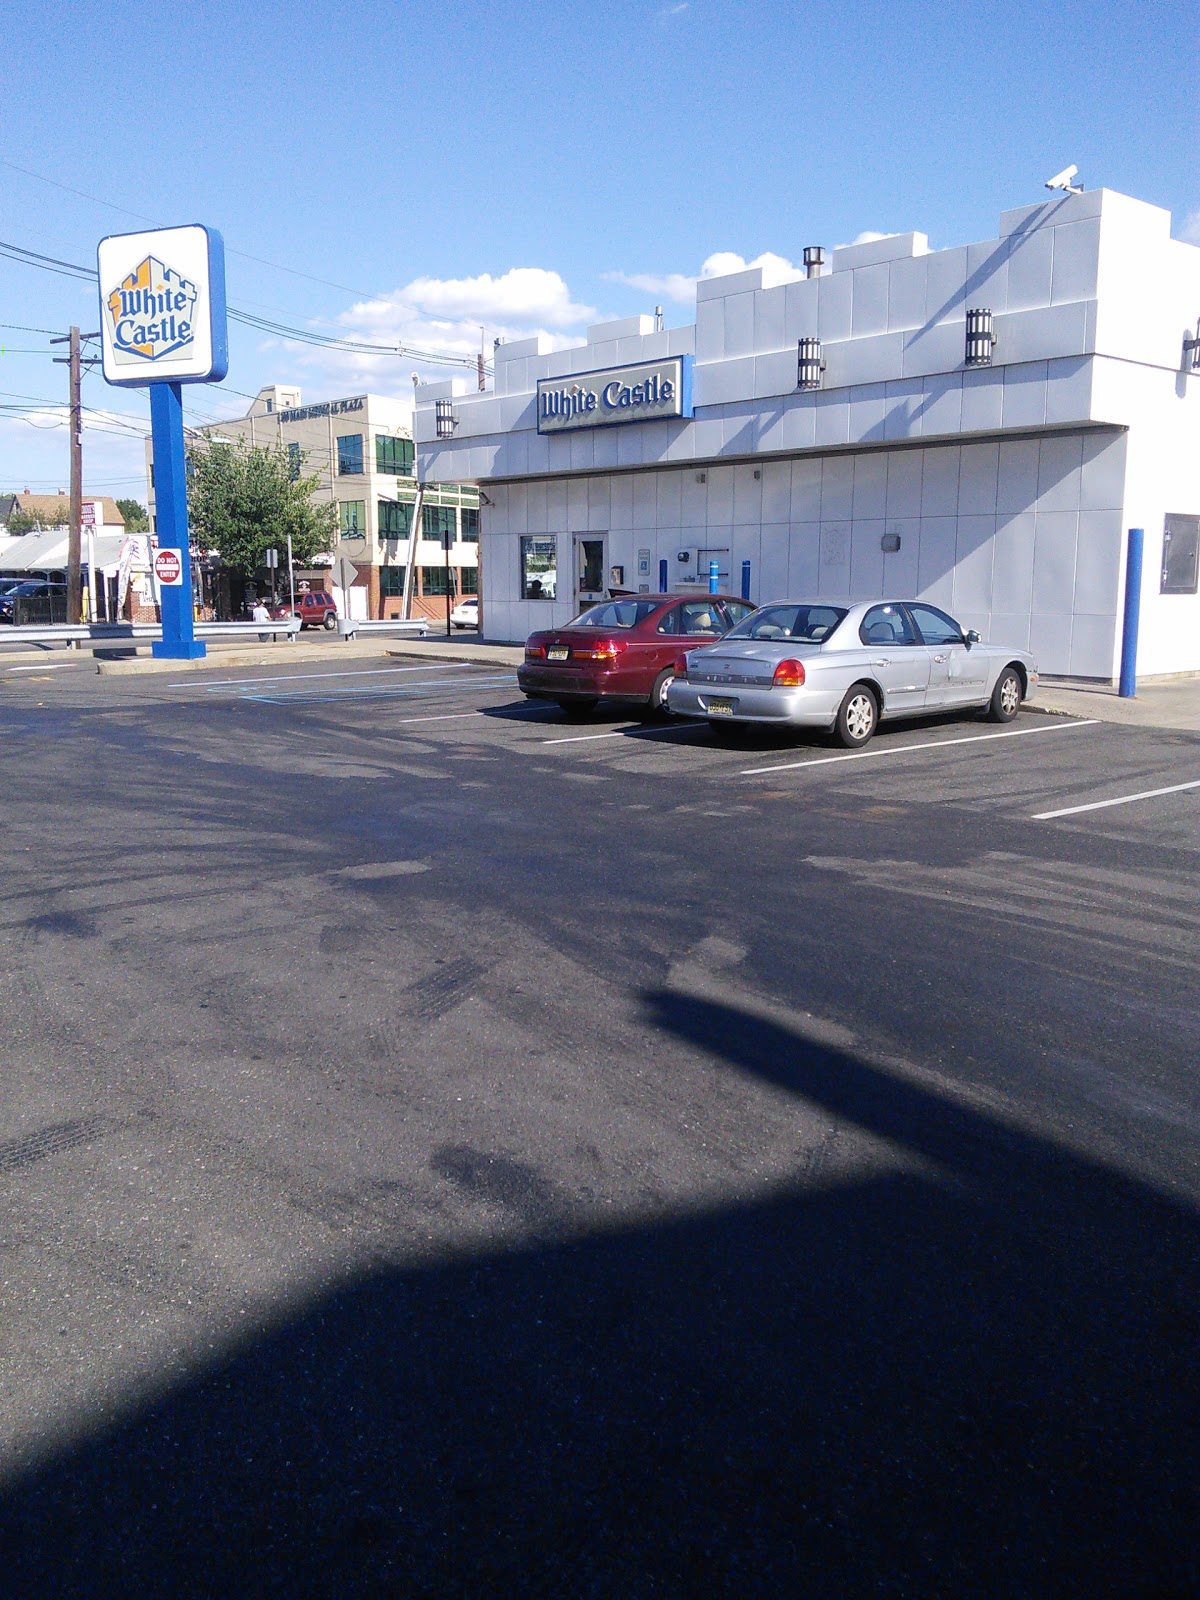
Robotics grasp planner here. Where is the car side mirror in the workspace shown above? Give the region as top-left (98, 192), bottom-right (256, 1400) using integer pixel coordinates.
top-left (965, 629), bottom-right (981, 645)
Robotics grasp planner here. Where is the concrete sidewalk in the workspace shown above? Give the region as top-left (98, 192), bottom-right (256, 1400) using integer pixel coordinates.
top-left (1031, 676), bottom-right (1200, 732)
top-left (385, 636), bottom-right (524, 669)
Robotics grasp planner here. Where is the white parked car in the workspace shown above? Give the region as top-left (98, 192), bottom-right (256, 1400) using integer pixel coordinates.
top-left (449, 597), bottom-right (479, 630)
top-left (666, 599), bottom-right (1038, 747)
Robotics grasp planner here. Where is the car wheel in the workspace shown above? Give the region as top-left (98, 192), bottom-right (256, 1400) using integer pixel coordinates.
top-left (988, 666), bottom-right (1022, 723)
top-left (648, 668), bottom-right (676, 718)
top-left (835, 683), bottom-right (878, 748)
top-left (323, 612), bottom-right (338, 630)
top-left (556, 698), bottom-right (597, 719)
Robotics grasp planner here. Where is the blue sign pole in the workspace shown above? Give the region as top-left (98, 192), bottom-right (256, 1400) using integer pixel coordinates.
top-left (149, 381), bottom-right (204, 659)
top-left (658, 558), bottom-right (669, 593)
top-left (1118, 527), bottom-right (1143, 698)
top-left (708, 558), bottom-right (719, 595)
top-left (741, 559), bottom-right (751, 601)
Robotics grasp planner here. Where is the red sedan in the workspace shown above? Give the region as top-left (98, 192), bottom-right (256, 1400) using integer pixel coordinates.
top-left (518, 593), bottom-right (756, 716)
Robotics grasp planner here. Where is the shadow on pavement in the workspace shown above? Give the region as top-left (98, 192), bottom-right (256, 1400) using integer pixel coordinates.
top-left (0, 995), bottom-right (1195, 1597)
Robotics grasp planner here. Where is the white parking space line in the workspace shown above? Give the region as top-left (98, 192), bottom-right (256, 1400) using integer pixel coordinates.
top-left (394, 708), bottom-right (553, 726)
top-left (739, 719), bottom-right (1100, 776)
top-left (245, 675), bottom-right (516, 704)
top-left (175, 664), bottom-right (486, 691)
top-left (1032, 779), bottom-right (1200, 820)
top-left (541, 725), bottom-right (697, 746)
top-left (2, 661), bottom-right (88, 672)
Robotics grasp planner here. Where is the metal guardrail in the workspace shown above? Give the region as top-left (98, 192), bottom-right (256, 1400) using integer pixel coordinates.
top-left (0, 619), bottom-right (302, 646)
top-left (337, 618), bottom-right (431, 640)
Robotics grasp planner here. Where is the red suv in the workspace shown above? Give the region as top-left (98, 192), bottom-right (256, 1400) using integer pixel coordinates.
top-left (519, 593), bottom-right (755, 715)
top-left (269, 590), bottom-right (339, 630)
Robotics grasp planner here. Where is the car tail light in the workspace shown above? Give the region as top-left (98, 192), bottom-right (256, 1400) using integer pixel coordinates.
top-left (773, 657), bottom-right (806, 687)
top-left (585, 639), bottom-right (626, 663)
top-left (525, 643), bottom-right (546, 660)
top-left (674, 654), bottom-right (689, 677)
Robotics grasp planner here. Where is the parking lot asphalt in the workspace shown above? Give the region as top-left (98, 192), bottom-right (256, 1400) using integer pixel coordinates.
top-left (0, 657), bottom-right (1197, 1596)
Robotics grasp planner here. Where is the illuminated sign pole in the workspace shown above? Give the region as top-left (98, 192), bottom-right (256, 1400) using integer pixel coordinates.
top-left (98, 225), bottom-right (228, 659)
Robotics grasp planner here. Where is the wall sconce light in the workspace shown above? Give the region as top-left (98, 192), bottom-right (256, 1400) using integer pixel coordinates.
top-left (435, 399), bottom-right (458, 438)
top-left (965, 309), bottom-right (997, 366)
top-left (803, 246), bottom-right (825, 280)
top-left (797, 336), bottom-right (825, 390)
top-left (1183, 319), bottom-right (1200, 373)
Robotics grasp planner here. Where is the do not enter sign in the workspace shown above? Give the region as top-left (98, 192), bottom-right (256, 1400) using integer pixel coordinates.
top-left (154, 548), bottom-right (184, 587)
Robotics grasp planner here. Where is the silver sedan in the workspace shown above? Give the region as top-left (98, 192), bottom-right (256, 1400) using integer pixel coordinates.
top-left (666, 599), bottom-right (1038, 747)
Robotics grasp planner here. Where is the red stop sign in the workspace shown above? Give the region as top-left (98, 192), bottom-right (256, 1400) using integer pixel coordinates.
top-left (154, 548), bottom-right (182, 585)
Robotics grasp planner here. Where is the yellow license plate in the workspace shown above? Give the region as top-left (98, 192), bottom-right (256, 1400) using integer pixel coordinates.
top-left (707, 698), bottom-right (735, 716)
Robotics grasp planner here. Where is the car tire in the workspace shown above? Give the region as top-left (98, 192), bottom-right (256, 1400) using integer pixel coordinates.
top-left (323, 612), bottom-right (338, 631)
top-left (648, 668), bottom-right (676, 718)
top-left (834, 683), bottom-right (878, 748)
top-left (556, 698), bottom-right (597, 718)
top-left (988, 666), bottom-right (1023, 723)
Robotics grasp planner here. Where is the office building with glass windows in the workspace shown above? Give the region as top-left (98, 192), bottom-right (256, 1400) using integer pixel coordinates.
top-left (146, 385), bottom-right (480, 619)
top-left (414, 188), bottom-right (1200, 679)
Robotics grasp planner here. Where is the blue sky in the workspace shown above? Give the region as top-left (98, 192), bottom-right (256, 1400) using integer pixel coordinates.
top-left (2, 0), bottom-right (1196, 501)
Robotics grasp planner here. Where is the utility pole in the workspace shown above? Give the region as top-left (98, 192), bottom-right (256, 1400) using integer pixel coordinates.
top-left (51, 326), bottom-right (99, 625)
top-left (478, 326), bottom-right (486, 392)
top-left (67, 326), bottom-right (82, 624)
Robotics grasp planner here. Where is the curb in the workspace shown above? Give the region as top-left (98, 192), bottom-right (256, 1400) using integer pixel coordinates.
top-left (92, 641), bottom-right (402, 675)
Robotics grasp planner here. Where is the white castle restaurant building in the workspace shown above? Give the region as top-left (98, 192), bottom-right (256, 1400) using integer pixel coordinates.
top-left (414, 187), bottom-right (1200, 679)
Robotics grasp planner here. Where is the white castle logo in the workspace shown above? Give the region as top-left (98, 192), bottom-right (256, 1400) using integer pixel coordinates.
top-left (105, 256), bottom-right (198, 364)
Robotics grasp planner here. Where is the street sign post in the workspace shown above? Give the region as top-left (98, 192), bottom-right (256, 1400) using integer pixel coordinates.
top-left (442, 524), bottom-right (454, 639)
top-left (98, 224), bottom-right (228, 659)
top-left (333, 555), bottom-right (357, 622)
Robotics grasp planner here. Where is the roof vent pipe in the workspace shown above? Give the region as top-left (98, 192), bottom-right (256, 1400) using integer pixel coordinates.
top-left (803, 246), bottom-right (825, 279)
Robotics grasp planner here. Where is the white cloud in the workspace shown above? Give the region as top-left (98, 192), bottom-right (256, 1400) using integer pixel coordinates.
top-left (846, 230), bottom-right (890, 248)
top-left (1177, 209), bottom-right (1200, 246)
top-left (604, 249), bottom-right (802, 305)
top-left (363, 266), bottom-right (595, 330)
top-left (603, 270), bottom-right (697, 305)
top-left (239, 265), bottom-right (602, 398)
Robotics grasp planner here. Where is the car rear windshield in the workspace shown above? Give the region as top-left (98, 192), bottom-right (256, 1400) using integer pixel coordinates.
top-left (724, 604), bottom-right (847, 643)
top-left (567, 600), bottom-right (663, 629)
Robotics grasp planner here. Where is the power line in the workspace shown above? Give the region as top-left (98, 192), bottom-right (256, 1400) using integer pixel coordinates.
top-left (1, 156), bottom-right (390, 302)
top-left (0, 240), bottom-right (95, 281)
top-left (0, 322), bottom-right (67, 336)
top-left (0, 236), bottom-right (492, 374)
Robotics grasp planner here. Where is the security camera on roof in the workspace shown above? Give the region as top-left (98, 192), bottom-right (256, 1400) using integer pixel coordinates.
top-left (1045, 164), bottom-right (1083, 194)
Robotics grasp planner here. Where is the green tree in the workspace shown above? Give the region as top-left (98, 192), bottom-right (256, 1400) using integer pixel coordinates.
top-left (115, 498), bottom-right (150, 532)
top-left (5, 501), bottom-right (69, 534)
top-left (185, 440), bottom-right (337, 577)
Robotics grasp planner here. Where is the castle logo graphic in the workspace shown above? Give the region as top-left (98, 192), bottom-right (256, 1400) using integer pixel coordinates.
top-left (104, 256), bottom-right (199, 365)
